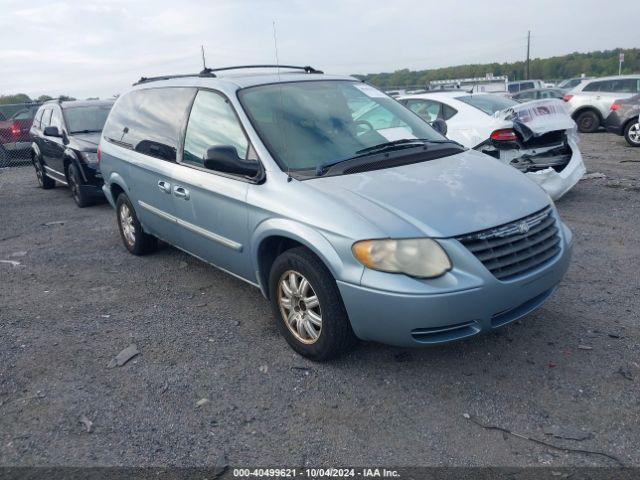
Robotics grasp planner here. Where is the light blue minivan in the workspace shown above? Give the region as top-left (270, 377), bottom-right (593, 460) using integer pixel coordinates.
top-left (99, 65), bottom-right (572, 360)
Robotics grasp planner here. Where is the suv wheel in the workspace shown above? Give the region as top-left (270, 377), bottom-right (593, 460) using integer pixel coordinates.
top-left (33, 157), bottom-right (55, 189)
top-left (575, 110), bottom-right (600, 133)
top-left (269, 247), bottom-right (357, 361)
top-left (624, 120), bottom-right (640, 147)
top-left (67, 163), bottom-right (90, 207)
top-left (115, 193), bottom-right (157, 255)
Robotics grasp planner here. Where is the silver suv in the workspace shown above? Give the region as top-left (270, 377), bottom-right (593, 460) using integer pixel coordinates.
top-left (98, 65), bottom-right (572, 360)
top-left (564, 75), bottom-right (640, 133)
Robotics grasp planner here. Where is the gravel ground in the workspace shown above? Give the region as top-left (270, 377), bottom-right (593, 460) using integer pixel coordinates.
top-left (0, 132), bottom-right (638, 468)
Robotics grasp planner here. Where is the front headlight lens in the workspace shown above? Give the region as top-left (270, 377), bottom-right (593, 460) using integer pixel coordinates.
top-left (352, 238), bottom-right (451, 278)
top-left (82, 152), bottom-right (98, 164)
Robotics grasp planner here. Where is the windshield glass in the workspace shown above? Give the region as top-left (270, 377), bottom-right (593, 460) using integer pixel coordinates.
top-left (457, 95), bottom-right (518, 115)
top-left (238, 80), bottom-right (444, 170)
top-left (64, 104), bottom-right (113, 133)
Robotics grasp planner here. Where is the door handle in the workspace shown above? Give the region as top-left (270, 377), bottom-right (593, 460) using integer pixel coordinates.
top-left (173, 185), bottom-right (190, 200)
top-left (157, 180), bottom-right (171, 194)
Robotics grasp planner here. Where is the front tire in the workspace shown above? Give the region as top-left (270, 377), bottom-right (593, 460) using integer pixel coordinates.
top-left (33, 156), bottom-right (55, 189)
top-left (624, 120), bottom-right (640, 147)
top-left (575, 110), bottom-right (600, 133)
top-left (115, 193), bottom-right (157, 255)
top-left (67, 163), bottom-right (91, 207)
top-left (269, 247), bottom-right (357, 361)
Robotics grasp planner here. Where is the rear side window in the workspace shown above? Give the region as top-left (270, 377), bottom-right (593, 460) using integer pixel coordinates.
top-left (103, 87), bottom-right (195, 161)
top-left (583, 80), bottom-right (605, 92)
top-left (442, 104), bottom-right (457, 120)
top-left (41, 109), bottom-right (53, 128)
top-left (33, 108), bottom-right (44, 129)
top-left (50, 108), bottom-right (64, 130)
top-left (182, 90), bottom-right (249, 168)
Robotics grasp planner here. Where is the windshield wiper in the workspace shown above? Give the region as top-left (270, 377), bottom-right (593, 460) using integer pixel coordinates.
top-left (315, 138), bottom-right (464, 176)
top-left (354, 138), bottom-right (432, 155)
top-left (69, 129), bottom-right (101, 134)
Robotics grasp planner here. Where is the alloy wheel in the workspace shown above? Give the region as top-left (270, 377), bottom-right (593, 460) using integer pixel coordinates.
top-left (34, 161), bottom-right (43, 186)
top-left (68, 168), bottom-right (80, 202)
top-left (629, 123), bottom-right (640, 144)
top-left (278, 270), bottom-right (322, 344)
top-left (119, 203), bottom-right (136, 246)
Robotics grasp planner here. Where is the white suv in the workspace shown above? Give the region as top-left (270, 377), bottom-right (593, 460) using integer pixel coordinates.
top-left (564, 75), bottom-right (640, 133)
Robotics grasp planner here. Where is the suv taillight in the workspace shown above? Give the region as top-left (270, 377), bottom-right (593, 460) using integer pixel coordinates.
top-left (562, 94), bottom-right (573, 102)
top-left (97, 146), bottom-right (101, 165)
top-left (11, 124), bottom-right (20, 137)
top-left (610, 103), bottom-right (620, 111)
top-left (490, 129), bottom-right (518, 142)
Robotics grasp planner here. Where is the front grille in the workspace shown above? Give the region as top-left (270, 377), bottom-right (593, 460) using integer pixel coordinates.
top-left (457, 207), bottom-right (560, 281)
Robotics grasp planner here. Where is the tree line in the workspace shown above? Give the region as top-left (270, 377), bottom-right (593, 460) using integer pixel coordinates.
top-left (354, 48), bottom-right (639, 88)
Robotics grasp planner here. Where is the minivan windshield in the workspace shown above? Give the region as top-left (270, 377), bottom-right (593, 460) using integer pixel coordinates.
top-left (456, 95), bottom-right (518, 116)
top-left (64, 104), bottom-right (113, 134)
top-left (238, 80), bottom-right (446, 171)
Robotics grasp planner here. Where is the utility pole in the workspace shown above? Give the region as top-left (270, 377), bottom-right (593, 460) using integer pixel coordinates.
top-left (525, 30), bottom-right (531, 80)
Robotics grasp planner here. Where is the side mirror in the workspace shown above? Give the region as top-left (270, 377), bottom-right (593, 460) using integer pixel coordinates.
top-left (203, 145), bottom-right (259, 178)
top-left (43, 126), bottom-right (61, 137)
top-left (430, 118), bottom-right (448, 136)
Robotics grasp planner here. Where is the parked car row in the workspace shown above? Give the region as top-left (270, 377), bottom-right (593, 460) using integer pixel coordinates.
top-left (30, 100), bottom-right (114, 206)
top-left (0, 105), bottom-right (39, 166)
top-left (29, 66), bottom-right (574, 361)
top-left (563, 74), bottom-right (640, 137)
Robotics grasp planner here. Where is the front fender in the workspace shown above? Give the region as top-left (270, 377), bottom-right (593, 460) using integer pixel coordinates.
top-left (251, 218), bottom-right (364, 293)
top-left (104, 172), bottom-right (130, 209)
top-left (31, 142), bottom-right (41, 160)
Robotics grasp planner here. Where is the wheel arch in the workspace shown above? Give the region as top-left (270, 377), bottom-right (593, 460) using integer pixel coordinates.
top-left (572, 106), bottom-right (603, 122)
top-left (251, 220), bottom-right (353, 300)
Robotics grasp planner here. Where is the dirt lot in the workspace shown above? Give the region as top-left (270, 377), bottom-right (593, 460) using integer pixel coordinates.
top-left (0, 133), bottom-right (638, 468)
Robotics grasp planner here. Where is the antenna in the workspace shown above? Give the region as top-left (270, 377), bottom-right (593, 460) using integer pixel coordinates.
top-left (272, 21), bottom-right (281, 77)
top-left (201, 45), bottom-right (207, 71)
top-left (272, 19), bottom-right (291, 182)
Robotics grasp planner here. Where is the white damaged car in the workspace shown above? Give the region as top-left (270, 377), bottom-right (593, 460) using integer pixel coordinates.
top-left (397, 91), bottom-right (586, 199)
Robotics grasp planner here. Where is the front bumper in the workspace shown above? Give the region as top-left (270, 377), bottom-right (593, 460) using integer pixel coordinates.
top-left (337, 217), bottom-right (573, 347)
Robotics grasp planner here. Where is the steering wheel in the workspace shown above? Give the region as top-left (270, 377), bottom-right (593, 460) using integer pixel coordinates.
top-left (354, 120), bottom-right (374, 132)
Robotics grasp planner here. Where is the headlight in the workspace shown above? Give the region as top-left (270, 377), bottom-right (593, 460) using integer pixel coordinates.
top-left (352, 238), bottom-right (451, 278)
top-left (82, 152), bottom-right (98, 164)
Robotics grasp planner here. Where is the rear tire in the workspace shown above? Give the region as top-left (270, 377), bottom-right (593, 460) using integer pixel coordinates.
top-left (623, 120), bottom-right (640, 147)
top-left (268, 247), bottom-right (357, 361)
top-left (575, 110), bottom-right (600, 133)
top-left (33, 156), bottom-right (55, 189)
top-left (67, 162), bottom-right (91, 207)
top-left (115, 193), bottom-right (157, 255)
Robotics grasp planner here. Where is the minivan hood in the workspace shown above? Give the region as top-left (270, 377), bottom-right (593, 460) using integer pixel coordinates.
top-left (307, 150), bottom-right (550, 238)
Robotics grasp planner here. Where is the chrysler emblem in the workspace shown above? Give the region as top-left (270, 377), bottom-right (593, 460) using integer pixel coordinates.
top-left (517, 221), bottom-right (530, 234)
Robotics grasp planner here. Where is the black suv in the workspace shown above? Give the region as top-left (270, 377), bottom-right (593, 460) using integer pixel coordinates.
top-left (30, 100), bottom-right (113, 207)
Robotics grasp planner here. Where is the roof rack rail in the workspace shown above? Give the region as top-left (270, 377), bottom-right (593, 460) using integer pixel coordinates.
top-left (134, 64), bottom-right (323, 86)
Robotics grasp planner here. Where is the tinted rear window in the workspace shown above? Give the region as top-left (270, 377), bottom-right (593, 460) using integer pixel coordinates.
top-left (103, 88), bottom-right (195, 161)
top-left (456, 95), bottom-right (518, 115)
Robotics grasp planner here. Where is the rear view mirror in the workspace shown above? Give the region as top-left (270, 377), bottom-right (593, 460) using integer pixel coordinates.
top-left (203, 145), bottom-right (259, 178)
top-left (43, 126), bottom-right (61, 137)
top-left (430, 118), bottom-right (448, 136)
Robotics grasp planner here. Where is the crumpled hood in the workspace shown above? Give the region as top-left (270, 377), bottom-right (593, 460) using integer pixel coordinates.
top-left (307, 149), bottom-right (551, 238)
top-left (496, 98), bottom-right (577, 140)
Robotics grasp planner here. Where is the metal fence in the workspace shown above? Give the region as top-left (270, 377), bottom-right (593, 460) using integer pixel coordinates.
top-left (0, 102), bottom-right (41, 168)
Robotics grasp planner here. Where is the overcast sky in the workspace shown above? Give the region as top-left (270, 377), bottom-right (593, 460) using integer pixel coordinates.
top-left (1, 0), bottom-right (637, 99)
